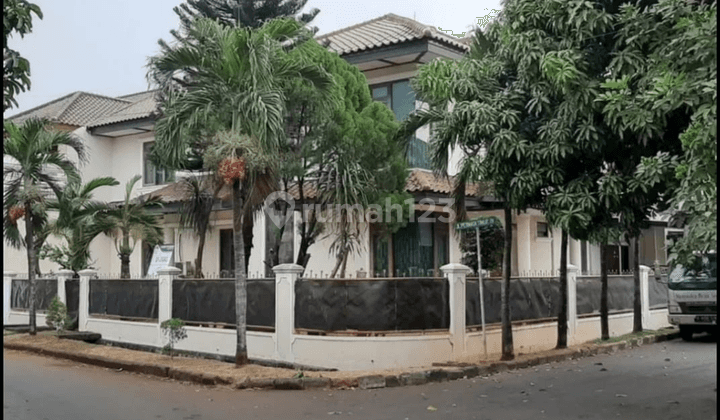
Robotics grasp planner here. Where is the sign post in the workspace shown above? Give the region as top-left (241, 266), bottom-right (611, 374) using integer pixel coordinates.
top-left (146, 245), bottom-right (175, 277)
top-left (456, 216), bottom-right (499, 359)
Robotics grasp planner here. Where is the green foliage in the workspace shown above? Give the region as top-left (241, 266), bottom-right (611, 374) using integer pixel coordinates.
top-left (459, 221), bottom-right (505, 274)
top-left (172, 0), bottom-right (319, 30)
top-left (45, 296), bottom-right (71, 333)
top-left (160, 318), bottom-right (188, 359)
top-left (101, 175), bottom-right (163, 278)
top-left (3, 119), bottom-right (85, 282)
top-left (3, 0), bottom-right (43, 110)
top-left (597, 0), bottom-right (716, 264)
top-left (39, 177), bottom-right (119, 274)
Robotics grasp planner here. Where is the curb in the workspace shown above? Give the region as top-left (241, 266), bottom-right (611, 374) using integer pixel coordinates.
top-left (4, 330), bottom-right (679, 391)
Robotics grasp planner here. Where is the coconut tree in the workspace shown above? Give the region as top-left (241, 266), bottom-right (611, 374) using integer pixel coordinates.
top-left (148, 18), bottom-right (332, 365)
top-left (40, 176), bottom-right (119, 275)
top-left (102, 175), bottom-right (164, 279)
top-left (3, 118), bottom-right (86, 335)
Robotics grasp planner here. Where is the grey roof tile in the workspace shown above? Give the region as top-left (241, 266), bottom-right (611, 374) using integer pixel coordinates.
top-left (6, 91), bottom-right (132, 127)
top-left (317, 13), bottom-right (470, 56)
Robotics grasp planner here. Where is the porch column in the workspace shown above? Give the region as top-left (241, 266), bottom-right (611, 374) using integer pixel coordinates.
top-left (639, 265), bottom-right (651, 328)
top-left (4, 271), bottom-right (16, 325)
top-left (442, 263), bottom-right (471, 359)
top-left (77, 269), bottom-right (97, 332)
top-left (56, 269), bottom-right (74, 305)
top-left (567, 264), bottom-right (578, 344)
top-left (272, 263), bottom-right (303, 363)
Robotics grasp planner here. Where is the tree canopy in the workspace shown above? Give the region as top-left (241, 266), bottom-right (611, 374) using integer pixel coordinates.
top-left (3, 0), bottom-right (43, 111)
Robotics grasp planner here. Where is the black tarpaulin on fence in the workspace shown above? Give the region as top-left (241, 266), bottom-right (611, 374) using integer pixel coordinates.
top-left (172, 279), bottom-right (275, 328)
top-left (466, 278), bottom-right (560, 326)
top-left (65, 279), bottom-right (80, 328)
top-left (294, 278), bottom-right (450, 332)
top-left (649, 278), bottom-right (669, 308)
top-left (89, 280), bottom-right (158, 319)
top-left (10, 279), bottom-right (57, 310)
top-left (576, 276), bottom-right (635, 315)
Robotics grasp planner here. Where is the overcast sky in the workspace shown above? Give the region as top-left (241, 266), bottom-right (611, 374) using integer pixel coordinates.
top-left (5, 0), bottom-right (502, 117)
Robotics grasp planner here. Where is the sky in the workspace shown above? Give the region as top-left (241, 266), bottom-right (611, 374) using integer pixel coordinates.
top-left (5, 0), bottom-right (502, 117)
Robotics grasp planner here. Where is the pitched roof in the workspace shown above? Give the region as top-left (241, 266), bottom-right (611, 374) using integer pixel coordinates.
top-left (316, 13), bottom-right (470, 56)
top-left (87, 93), bottom-right (159, 128)
top-left (404, 169), bottom-right (490, 197)
top-left (6, 91), bottom-right (132, 127)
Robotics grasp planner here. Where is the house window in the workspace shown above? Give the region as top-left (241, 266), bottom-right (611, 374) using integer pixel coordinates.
top-left (537, 222), bottom-right (549, 238)
top-left (371, 80), bottom-right (415, 121)
top-left (372, 80), bottom-right (432, 169)
top-left (143, 142), bottom-right (175, 186)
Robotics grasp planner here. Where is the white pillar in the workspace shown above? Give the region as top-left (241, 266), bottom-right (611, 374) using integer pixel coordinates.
top-left (272, 263), bottom-right (303, 363)
top-left (4, 271), bottom-right (16, 325)
top-left (640, 265), bottom-right (651, 328)
top-left (567, 264), bottom-right (578, 344)
top-left (442, 263), bottom-right (471, 359)
top-left (56, 269), bottom-right (74, 305)
top-left (157, 266), bottom-right (181, 346)
top-left (77, 269), bottom-right (96, 332)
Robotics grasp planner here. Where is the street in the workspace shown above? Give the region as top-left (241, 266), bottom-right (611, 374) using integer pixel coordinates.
top-left (3, 335), bottom-right (716, 420)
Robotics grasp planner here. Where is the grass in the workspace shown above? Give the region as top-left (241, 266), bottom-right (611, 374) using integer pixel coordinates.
top-left (593, 327), bottom-right (675, 344)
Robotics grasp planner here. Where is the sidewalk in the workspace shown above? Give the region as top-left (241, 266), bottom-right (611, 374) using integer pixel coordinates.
top-left (3, 328), bottom-right (680, 391)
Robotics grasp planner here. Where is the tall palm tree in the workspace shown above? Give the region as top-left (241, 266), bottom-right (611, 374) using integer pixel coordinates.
top-left (41, 176), bottom-right (119, 275)
top-left (102, 175), bottom-right (164, 279)
top-left (3, 118), bottom-right (86, 335)
top-left (148, 18), bottom-right (332, 365)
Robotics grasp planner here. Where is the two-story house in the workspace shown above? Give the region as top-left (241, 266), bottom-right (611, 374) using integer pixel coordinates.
top-left (4, 14), bottom-right (680, 278)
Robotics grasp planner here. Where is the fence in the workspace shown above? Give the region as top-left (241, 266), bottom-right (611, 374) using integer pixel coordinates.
top-left (3, 264), bottom-right (670, 370)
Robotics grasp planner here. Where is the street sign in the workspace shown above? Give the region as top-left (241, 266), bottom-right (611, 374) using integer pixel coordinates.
top-left (146, 244), bottom-right (174, 277)
top-left (455, 216), bottom-right (501, 359)
top-left (455, 216), bottom-right (501, 231)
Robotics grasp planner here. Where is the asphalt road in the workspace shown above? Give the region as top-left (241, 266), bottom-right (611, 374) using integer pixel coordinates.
top-left (3, 335), bottom-right (716, 420)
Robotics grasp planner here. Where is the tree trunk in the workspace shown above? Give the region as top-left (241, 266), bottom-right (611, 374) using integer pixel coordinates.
top-left (339, 248), bottom-right (349, 278)
top-left (600, 242), bottom-right (609, 340)
top-left (632, 235), bottom-right (642, 333)
top-left (556, 229), bottom-right (569, 349)
top-left (243, 208), bottom-right (253, 276)
top-left (120, 230), bottom-right (131, 279)
top-left (194, 228), bottom-right (206, 279)
top-left (295, 180), bottom-right (317, 270)
top-left (25, 202), bottom-right (37, 335)
top-left (500, 206), bottom-right (514, 360)
top-left (120, 253), bottom-right (131, 279)
top-left (329, 246), bottom-right (345, 279)
top-left (233, 181), bottom-right (249, 366)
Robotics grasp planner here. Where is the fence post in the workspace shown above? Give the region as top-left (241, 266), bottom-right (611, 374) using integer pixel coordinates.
top-left (56, 269), bottom-right (74, 305)
top-left (639, 265), bottom-right (651, 328)
top-left (77, 269), bottom-right (97, 332)
top-left (157, 266), bottom-right (181, 348)
top-left (567, 264), bottom-right (578, 344)
top-left (442, 263), bottom-right (471, 359)
top-left (272, 263), bottom-right (303, 363)
top-left (4, 271), bottom-right (16, 325)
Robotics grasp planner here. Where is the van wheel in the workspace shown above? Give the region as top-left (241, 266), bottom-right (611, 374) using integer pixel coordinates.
top-left (679, 326), bottom-right (694, 341)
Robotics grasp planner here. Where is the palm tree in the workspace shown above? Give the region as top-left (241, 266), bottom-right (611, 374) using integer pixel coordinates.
top-left (41, 176), bottom-right (119, 275)
top-left (3, 118), bottom-right (86, 335)
top-left (102, 175), bottom-right (164, 279)
top-left (178, 175), bottom-right (223, 278)
top-left (148, 18), bottom-right (332, 365)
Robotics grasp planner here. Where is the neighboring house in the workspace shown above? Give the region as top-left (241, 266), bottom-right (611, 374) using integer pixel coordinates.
top-left (3, 14), bottom-right (679, 278)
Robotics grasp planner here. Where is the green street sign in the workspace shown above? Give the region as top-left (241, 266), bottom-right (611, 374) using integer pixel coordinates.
top-left (455, 216), bottom-right (501, 231)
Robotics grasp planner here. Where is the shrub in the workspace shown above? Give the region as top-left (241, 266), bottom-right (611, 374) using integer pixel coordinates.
top-left (160, 318), bottom-right (188, 359)
top-left (45, 296), bottom-right (71, 334)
